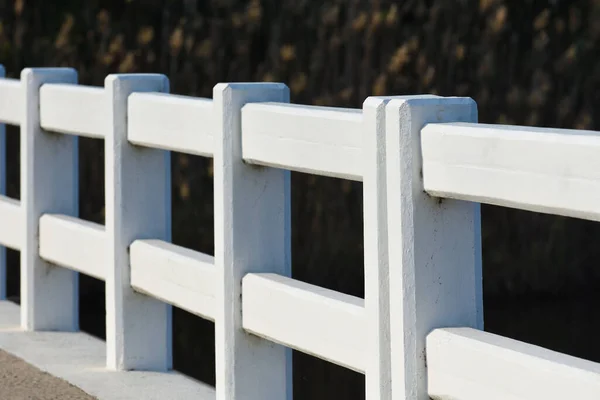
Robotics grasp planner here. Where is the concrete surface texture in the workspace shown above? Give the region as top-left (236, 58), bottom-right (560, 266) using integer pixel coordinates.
top-left (0, 301), bottom-right (215, 400)
top-left (0, 350), bottom-right (95, 400)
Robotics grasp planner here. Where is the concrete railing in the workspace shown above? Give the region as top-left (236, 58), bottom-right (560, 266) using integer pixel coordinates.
top-left (0, 66), bottom-right (598, 400)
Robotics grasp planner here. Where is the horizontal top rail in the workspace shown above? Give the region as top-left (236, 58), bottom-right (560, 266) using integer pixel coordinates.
top-left (39, 83), bottom-right (105, 138)
top-left (422, 122), bottom-right (600, 221)
top-left (0, 78), bottom-right (21, 125)
top-left (242, 102), bottom-right (363, 181)
top-left (128, 92), bottom-right (214, 157)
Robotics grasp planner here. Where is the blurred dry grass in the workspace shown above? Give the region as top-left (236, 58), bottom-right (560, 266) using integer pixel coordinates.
top-left (1, 0), bottom-right (600, 398)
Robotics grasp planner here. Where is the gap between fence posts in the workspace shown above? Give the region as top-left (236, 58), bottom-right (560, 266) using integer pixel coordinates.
top-left (105, 74), bottom-right (172, 371)
top-left (385, 97), bottom-right (483, 400)
top-left (0, 65), bottom-right (5, 300)
top-left (21, 68), bottom-right (79, 331)
top-left (213, 83), bottom-right (292, 400)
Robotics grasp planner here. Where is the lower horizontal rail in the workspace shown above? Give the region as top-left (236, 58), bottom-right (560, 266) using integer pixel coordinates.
top-left (242, 273), bottom-right (366, 372)
top-left (0, 195), bottom-right (21, 250)
top-left (130, 239), bottom-right (216, 321)
top-left (426, 327), bottom-right (600, 400)
top-left (39, 214), bottom-right (106, 280)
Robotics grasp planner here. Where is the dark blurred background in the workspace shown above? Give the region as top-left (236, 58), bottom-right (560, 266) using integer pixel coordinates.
top-left (1, 0), bottom-right (600, 398)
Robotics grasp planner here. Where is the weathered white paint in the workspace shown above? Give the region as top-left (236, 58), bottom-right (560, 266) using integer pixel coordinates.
top-left (422, 121), bottom-right (600, 222)
top-left (0, 67), bottom-right (6, 300)
top-left (39, 214), bottom-right (105, 281)
top-left (128, 92), bottom-right (214, 156)
top-left (241, 102), bottom-right (363, 181)
top-left (0, 300), bottom-right (216, 400)
top-left (21, 68), bottom-right (79, 332)
top-left (427, 328), bottom-right (600, 400)
top-left (130, 239), bottom-right (216, 321)
top-left (0, 77), bottom-right (22, 125)
top-left (385, 97), bottom-right (483, 400)
top-left (242, 273), bottom-right (365, 372)
top-left (39, 84), bottom-right (105, 138)
top-left (105, 74), bottom-right (172, 371)
top-left (214, 83), bottom-right (292, 400)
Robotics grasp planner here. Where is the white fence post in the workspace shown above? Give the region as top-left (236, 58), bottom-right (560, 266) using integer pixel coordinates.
top-left (105, 74), bottom-right (172, 371)
top-left (385, 97), bottom-right (483, 400)
top-left (0, 65), bottom-right (5, 300)
top-left (363, 95), bottom-right (440, 400)
top-left (21, 68), bottom-right (79, 331)
top-left (363, 97), bottom-right (392, 400)
top-left (213, 83), bottom-right (292, 400)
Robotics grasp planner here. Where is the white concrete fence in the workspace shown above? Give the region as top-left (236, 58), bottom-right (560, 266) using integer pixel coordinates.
top-left (0, 66), bottom-right (598, 400)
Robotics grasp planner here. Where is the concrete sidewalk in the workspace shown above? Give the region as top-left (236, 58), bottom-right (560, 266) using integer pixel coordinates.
top-left (0, 301), bottom-right (215, 400)
top-left (0, 350), bottom-right (95, 400)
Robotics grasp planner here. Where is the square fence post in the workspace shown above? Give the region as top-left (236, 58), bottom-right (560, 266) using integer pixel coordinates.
top-left (21, 68), bottom-right (79, 331)
top-left (385, 97), bottom-right (483, 400)
top-left (105, 74), bottom-right (172, 371)
top-left (0, 65), bottom-right (5, 300)
top-left (213, 83), bottom-right (292, 400)
top-left (363, 97), bottom-right (392, 400)
top-left (362, 94), bottom-right (441, 400)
